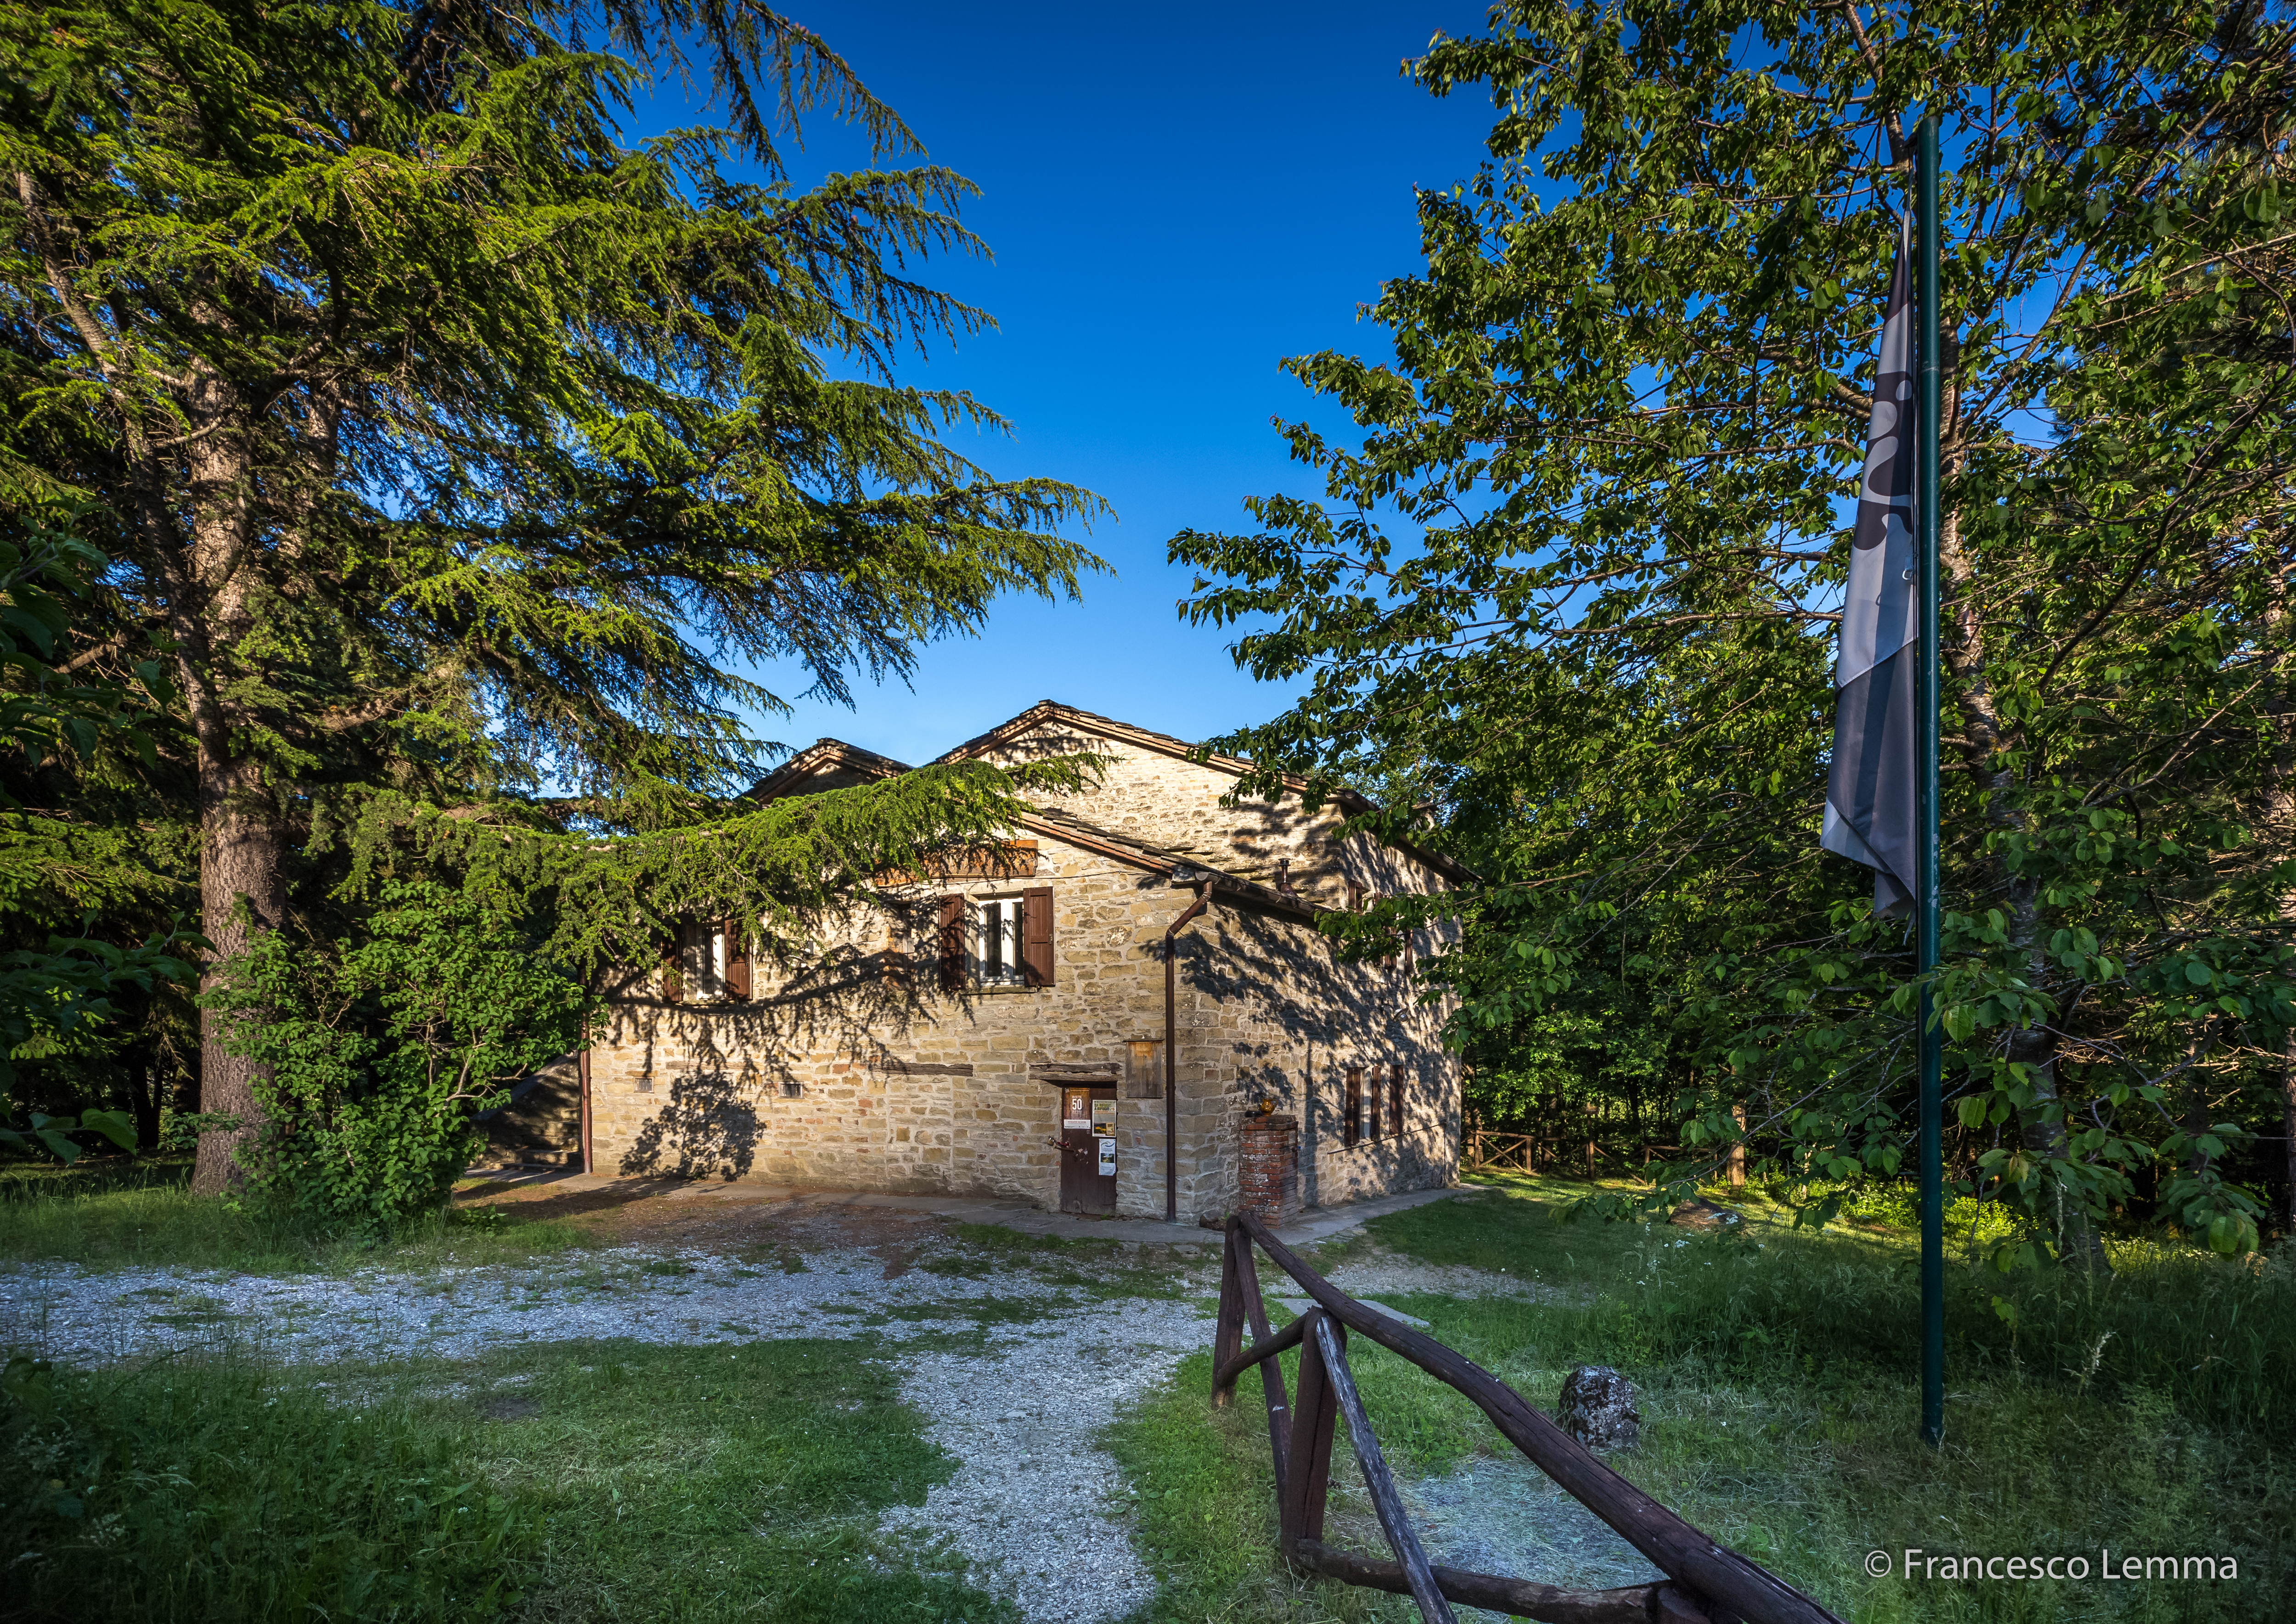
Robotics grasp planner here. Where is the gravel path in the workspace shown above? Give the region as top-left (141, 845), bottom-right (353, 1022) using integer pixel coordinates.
top-left (878, 1296), bottom-right (1212, 1624)
top-left (1401, 1454), bottom-right (1666, 1603)
top-left (1313, 1254), bottom-right (1561, 1304)
top-left (1, 1245), bottom-right (1219, 1624)
top-left (0, 1247), bottom-right (1078, 1365)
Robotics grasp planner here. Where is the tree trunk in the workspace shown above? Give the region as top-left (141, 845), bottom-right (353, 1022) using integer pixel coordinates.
top-left (2283, 1049), bottom-right (2296, 1233)
top-left (181, 349), bottom-right (282, 1197)
top-left (190, 753), bottom-right (287, 1193)
top-left (2254, 565), bottom-right (2296, 1231)
top-left (123, 1043), bottom-right (162, 1152)
top-left (1938, 492), bottom-right (2105, 1269)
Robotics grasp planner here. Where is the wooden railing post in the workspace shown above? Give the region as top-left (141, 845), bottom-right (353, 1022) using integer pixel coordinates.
top-left (1228, 1217), bottom-right (1290, 1490)
top-left (1278, 1309), bottom-right (1340, 1560)
top-left (1212, 1217), bottom-right (1246, 1407)
top-left (1234, 1211), bottom-right (1842, 1624)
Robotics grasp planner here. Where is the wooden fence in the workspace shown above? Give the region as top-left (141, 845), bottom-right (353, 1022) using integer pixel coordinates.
top-left (1212, 1210), bottom-right (1846, 1624)
top-left (1463, 1129), bottom-right (1682, 1178)
top-left (1463, 1129), bottom-right (1545, 1174)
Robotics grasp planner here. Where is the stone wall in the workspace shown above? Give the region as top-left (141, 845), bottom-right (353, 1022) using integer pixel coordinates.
top-left (1167, 896), bottom-right (1459, 1217)
top-left (587, 833), bottom-right (1192, 1208)
top-left (977, 718), bottom-right (1437, 910)
top-left (471, 1053), bottom-right (583, 1169)
top-left (583, 711), bottom-right (1463, 1215)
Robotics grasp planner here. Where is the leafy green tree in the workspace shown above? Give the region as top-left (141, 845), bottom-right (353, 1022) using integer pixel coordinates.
top-left (1174, 0), bottom-right (2296, 1258)
top-left (2, 2), bottom-right (1105, 1190)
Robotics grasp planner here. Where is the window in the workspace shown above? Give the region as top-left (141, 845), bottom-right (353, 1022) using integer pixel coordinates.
top-left (978, 897), bottom-right (1027, 987)
top-left (936, 886), bottom-right (1054, 991)
top-left (1367, 1061), bottom-right (1382, 1141)
top-left (664, 917), bottom-right (749, 1003)
top-left (1344, 1066), bottom-right (1362, 1147)
top-left (1390, 1063), bottom-right (1406, 1140)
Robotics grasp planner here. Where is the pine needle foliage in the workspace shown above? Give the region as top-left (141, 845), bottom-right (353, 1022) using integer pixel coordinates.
top-left (0, 1), bottom-right (1108, 1186)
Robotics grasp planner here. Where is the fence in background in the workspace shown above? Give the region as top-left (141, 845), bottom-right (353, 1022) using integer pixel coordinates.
top-left (1463, 1129), bottom-right (1685, 1179)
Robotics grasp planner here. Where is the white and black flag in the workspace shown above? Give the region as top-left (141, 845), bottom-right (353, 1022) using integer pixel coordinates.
top-left (1821, 217), bottom-right (1919, 918)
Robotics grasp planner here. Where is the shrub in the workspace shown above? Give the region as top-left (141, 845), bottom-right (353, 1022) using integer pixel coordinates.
top-left (213, 881), bottom-right (590, 1231)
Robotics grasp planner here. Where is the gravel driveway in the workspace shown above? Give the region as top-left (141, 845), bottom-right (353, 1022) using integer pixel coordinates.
top-left (0, 1244), bottom-right (1115, 1365)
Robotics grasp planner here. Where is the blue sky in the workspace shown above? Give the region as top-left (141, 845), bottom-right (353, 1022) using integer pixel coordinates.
top-left (633, 2), bottom-right (1499, 767)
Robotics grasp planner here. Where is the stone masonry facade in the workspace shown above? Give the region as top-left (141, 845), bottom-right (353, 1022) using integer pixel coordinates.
top-left (581, 702), bottom-right (1463, 1219)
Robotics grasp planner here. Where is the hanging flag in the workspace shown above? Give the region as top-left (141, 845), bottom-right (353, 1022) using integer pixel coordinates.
top-left (1822, 217), bottom-right (1919, 918)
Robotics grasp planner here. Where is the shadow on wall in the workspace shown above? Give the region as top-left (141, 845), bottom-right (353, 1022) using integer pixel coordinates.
top-left (1188, 900), bottom-right (1456, 1199)
top-left (606, 907), bottom-right (940, 1181)
top-left (620, 1068), bottom-right (764, 1181)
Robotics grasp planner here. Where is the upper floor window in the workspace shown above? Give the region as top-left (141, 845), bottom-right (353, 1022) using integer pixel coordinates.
top-left (936, 886), bottom-right (1054, 991)
top-left (979, 896), bottom-right (1027, 987)
top-left (663, 917), bottom-right (750, 1003)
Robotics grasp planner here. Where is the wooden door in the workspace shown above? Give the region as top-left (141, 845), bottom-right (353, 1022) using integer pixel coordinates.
top-left (1058, 1084), bottom-right (1117, 1215)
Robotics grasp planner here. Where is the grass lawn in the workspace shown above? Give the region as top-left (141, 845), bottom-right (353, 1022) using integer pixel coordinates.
top-left (6, 1163), bottom-right (2291, 1623)
top-left (3, 1332), bottom-right (1015, 1624)
top-left (1115, 1174), bottom-right (2296, 1624)
top-left (0, 1158), bottom-right (605, 1275)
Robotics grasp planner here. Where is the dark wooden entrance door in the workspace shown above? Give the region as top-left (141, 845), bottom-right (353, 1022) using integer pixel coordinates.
top-left (1058, 1084), bottom-right (1117, 1215)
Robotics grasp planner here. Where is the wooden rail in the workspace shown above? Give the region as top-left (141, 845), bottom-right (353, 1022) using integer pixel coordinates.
top-left (1464, 1129), bottom-right (1544, 1174)
top-left (1464, 1131), bottom-right (1686, 1178)
top-left (1213, 1210), bottom-right (1847, 1624)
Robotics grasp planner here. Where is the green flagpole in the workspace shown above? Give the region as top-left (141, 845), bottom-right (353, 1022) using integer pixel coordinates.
top-left (1916, 114), bottom-right (1945, 1450)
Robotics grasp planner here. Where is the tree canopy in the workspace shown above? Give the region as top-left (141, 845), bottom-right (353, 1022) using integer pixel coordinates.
top-left (1174, 0), bottom-right (2296, 1256)
top-left (3, 2), bottom-right (1106, 1186)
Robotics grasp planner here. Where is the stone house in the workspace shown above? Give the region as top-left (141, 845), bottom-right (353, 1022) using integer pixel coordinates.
top-left (532, 702), bottom-right (1465, 1222)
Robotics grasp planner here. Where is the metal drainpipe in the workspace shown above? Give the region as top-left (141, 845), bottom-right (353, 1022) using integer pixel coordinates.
top-left (577, 1045), bottom-right (593, 1175)
top-left (1164, 877), bottom-right (1210, 1222)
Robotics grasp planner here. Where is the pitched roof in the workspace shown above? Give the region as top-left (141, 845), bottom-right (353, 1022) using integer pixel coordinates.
top-left (743, 737), bottom-right (910, 803)
top-left (938, 700), bottom-right (1474, 887)
top-left (933, 699), bottom-right (1258, 775)
top-left (747, 700), bottom-right (1474, 888)
top-left (1013, 806), bottom-right (1317, 922)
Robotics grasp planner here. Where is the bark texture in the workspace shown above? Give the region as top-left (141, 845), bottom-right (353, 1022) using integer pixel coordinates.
top-left (178, 356), bottom-right (287, 1196)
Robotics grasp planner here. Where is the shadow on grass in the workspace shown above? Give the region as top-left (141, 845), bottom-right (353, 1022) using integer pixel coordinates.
top-left (0, 1158), bottom-right (605, 1275)
top-left (2, 1335), bottom-right (1021, 1623)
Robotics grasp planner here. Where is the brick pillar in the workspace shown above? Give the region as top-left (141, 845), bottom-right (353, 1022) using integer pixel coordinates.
top-left (1237, 1113), bottom-right (1299, 1226)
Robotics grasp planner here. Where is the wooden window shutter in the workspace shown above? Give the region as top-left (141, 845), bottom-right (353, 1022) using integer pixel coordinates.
top-left (661, 931), bottom-right (683, 1003)
top-left (936, 896), bottom-right (964, 991)
top-left (723, 917), bottom-right (751, 1000)
top-left (1344, 1066), bottom-right (1362, 1148)
top-left (1021, 886), bottom-right (1054, 986)
top-left (1390, 1063), bottom-right (1405, 1139)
